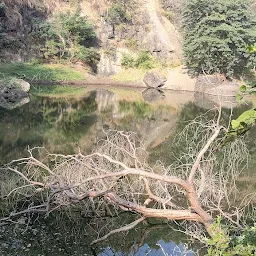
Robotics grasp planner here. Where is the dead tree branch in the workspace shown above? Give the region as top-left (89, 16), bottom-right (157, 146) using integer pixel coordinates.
top-left (0, 112), bottom-right (250, 244)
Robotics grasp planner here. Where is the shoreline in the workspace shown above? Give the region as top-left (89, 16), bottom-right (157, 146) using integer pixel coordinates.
top-left (30, 79), bottom-right (242, 97)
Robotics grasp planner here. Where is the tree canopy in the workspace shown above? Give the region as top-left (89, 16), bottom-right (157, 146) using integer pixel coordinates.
top-left (182, 0), bottom-right (256, 78)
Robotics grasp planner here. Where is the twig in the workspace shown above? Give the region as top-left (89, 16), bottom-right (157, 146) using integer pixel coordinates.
top-left (90, 216), bottom-right (146, 245)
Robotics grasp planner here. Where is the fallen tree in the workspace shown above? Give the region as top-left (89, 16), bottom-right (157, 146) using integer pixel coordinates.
top-left (0, 108), bottom-right (254, 245)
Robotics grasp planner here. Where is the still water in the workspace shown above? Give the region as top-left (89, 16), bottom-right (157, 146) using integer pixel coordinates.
top-left (0, 86), bottom-right (255, 255)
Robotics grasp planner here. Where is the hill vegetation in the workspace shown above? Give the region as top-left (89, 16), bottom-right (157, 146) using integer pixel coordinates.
top-left (182, 0), bottom-right (256, 78)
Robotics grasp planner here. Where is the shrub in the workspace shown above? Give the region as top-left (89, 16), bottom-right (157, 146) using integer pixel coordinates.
top-left (55, 11), bottom-right (96, 46)
top-left (74, 47), bottom-right (100, 65)
top-left (182, 0), bottom-right (256, 78)
top-left (121, 51), bottom-right (155, 69)
top-left (162, 9), bottom-right (174, 22)
top-left (124, 38), bottom-right (137, 51)
top-left (107, 4), bottom-right (131, 25)
top-left (38, 11), bottom-right (99, 65)
top-left (135, 50), bottom-right (155, 69)
top-left (207, 218), bottom-right (256, 256)
top-left (121, 54), bottom-right (136, 68)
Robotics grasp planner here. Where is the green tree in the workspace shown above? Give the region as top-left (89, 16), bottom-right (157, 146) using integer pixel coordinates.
top-left (38, 11), bottom-right (100, 65)
top-left (182, 0), bottom-right (256, 78)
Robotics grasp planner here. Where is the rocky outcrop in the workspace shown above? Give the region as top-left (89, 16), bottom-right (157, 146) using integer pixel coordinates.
top-left (144, 0), bottom-right (182, 61)
top-left (97, 48), bottom-right (132, 76)
top-left (143, 71), bottom-right (167, 88)
top-left (0, 79), bottom-right (30, 109)
top-left (194, 75), bottom-right (239, 109)
top-left (95, 0), bottom-right (182, 74)
top-left (195, 75), bottom-right (239, 96)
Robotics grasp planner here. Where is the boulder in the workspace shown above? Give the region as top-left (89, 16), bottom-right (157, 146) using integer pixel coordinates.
top-left (143, 72), bottom-right (167, 88)
top-left (0, 78), bottom-right (30, 109)
top-left (194, 74), bottom-right (239, 109)
top-left (195, 75), bottom-right (239, 96)
top-left (17, 79), bottom-right (30, 92)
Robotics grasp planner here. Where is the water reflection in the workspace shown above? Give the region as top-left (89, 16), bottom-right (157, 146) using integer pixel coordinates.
top-left (0, 86), bottom-right (255, 255)
top-left (0, 212), bottom-right (197, 256)
top-left (0, 88), bottom-right (180, 164)
top-left (142, 88), bottom-right (165, 103)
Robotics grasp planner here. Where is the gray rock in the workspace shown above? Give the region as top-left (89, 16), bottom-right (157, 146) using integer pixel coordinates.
top-left (0, 78), bottom-right (30, 109)
top-left (17, 79), bottom-right (30, 92)
top-left (143, 72), bottom-right (167, 88)
top-left (195, 75), bottom-right (239, 96)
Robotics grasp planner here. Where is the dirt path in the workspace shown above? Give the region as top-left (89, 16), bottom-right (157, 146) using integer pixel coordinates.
top-left (146, 0), bottom-right (174, 51)
top-left (145, 0), bottom-right (182, 56)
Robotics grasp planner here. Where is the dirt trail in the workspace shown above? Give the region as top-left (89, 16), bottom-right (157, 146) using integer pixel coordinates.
top-left (146, 0), bottom-right (182, 55)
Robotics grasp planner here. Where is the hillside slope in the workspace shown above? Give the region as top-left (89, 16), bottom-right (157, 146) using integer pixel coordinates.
top-left (0, 0), bottom-right (183, 75)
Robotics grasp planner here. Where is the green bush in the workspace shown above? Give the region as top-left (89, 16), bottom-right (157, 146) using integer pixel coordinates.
top-left (107, 4), bottom-right (131, 25)
top-left (121, 51), bottom-right (155, 69)
top-left (74, 47), bottom-right (100, 65)
top-left (207, 218), bottom-right (256, 256)
top-left (121, 54), bottom-right (136, 68)
top-left (135, 50), bottom-right (155, 69)
top-left (38, 11), bottom-right (99, 65)
top-left (182, 0), bottom-right (256, 78)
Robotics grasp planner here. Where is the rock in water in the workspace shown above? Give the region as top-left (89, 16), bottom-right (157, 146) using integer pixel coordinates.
top-left (143, 72), bottom-right (167, 88)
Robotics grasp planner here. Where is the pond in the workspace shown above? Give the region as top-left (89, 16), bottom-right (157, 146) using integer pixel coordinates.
top-left (0, 86), bottom-right (255, 255)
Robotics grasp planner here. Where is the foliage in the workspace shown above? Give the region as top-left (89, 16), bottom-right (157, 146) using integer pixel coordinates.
top-left (121, 54), bottom-right (136, 68)
top-left (124, 38), bottom-right (138, 51)
top-left (223, 108), bottom-right (256, 144)
top-left (231, 109), bottom-right (256, 130)
top-left (225, 43), bottom-right (256, 144)
top-left (38, 11), bottom-right (99, 65)
top-left (107, 4), bottom-right (131, 25)
top-left (74, 47), bottom-right (100, 65)
top-left (121, 51), bottom-right (156, 69)
top-left (207, 217), bottom-right (256, 255)
top-left (136, 50), bottom-right (155, 69)
top-left (161, 9), bottom-right (174, 22)
top-left (182, 0), bottom-right (256, 78)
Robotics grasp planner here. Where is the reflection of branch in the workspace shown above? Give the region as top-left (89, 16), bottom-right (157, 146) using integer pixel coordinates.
top-left (0, 204), bottom-right (47, 224)
top-left (91, 216), bottom-right (146, 245)
top-left (138, 223), bottom-right (169, 248)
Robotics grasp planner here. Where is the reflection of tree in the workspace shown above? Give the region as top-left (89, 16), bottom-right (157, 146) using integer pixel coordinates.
top-left (0, 211), bottom-right (194, 255)
top-left (0, 92), bottom-right (97, 164)
top-left (150, 102), bottom-right (255, 166)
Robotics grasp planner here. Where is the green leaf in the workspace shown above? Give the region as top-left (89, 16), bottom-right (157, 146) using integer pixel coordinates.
top-left (239, 85), bottom-right (247, 93)
top-left (235, 93), bottom-right (243, 102)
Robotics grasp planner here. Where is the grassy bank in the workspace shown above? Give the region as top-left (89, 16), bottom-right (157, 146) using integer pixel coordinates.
top-left (0, 62), bottom-right (87, 82)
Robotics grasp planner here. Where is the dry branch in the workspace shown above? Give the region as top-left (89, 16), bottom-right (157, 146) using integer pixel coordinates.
top-left (0, 113), bottom-right (250, 244)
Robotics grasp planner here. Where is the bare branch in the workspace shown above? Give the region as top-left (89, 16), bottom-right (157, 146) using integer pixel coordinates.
top-left (90, 216), bottom-right (146, 245)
